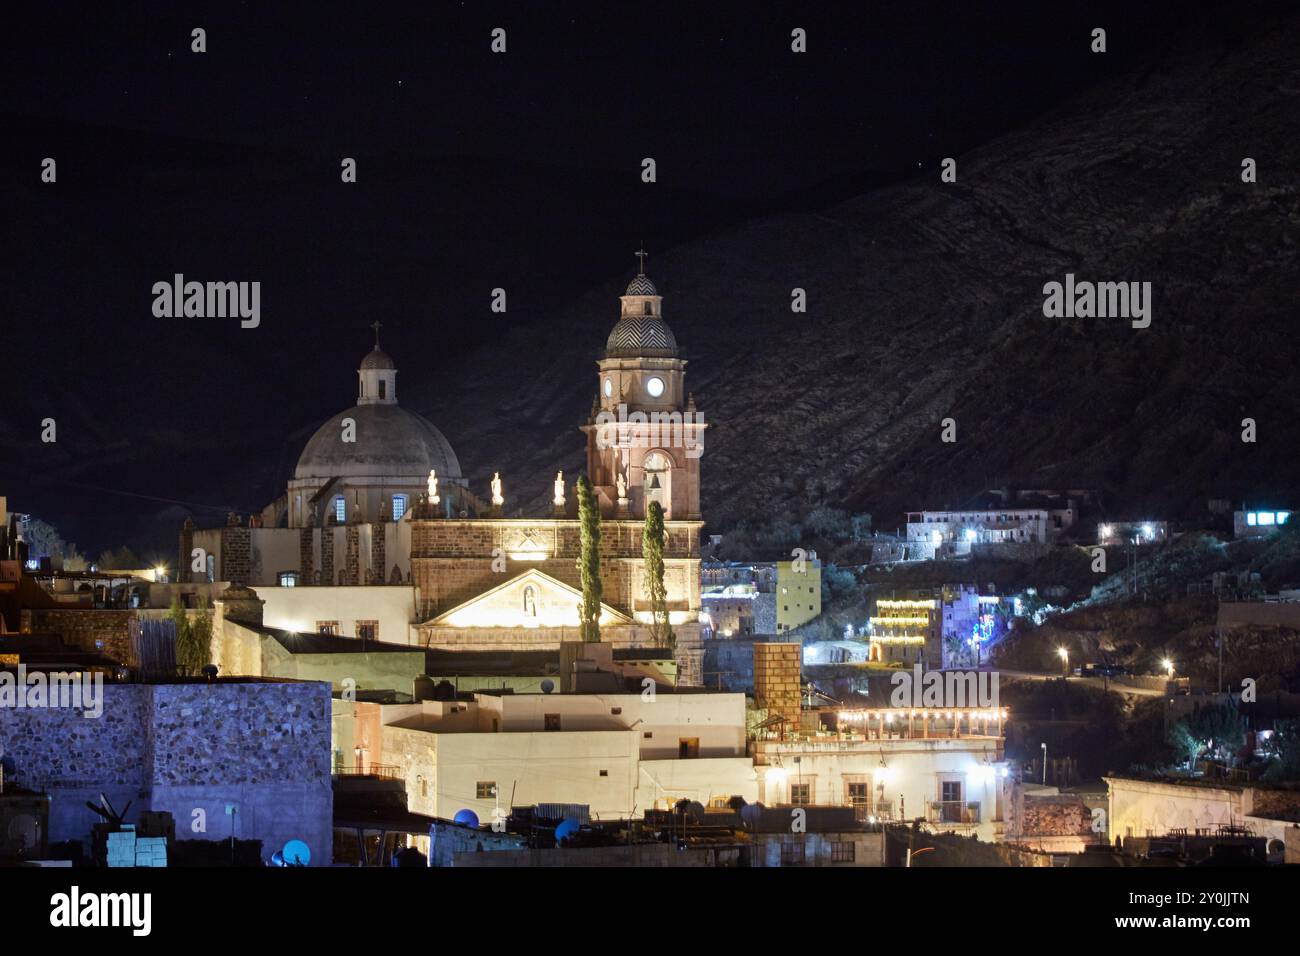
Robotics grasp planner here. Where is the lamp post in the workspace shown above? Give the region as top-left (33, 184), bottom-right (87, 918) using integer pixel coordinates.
top-left (1057, 646), bottom-right (1069, 679)
top-left (1040, 741), bottom-right (1048, 786)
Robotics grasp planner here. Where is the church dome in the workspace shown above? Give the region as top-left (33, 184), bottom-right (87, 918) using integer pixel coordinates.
top-left (359, 347), bottom-right (395, 370)
top-left (606, 316), bottom-right (678, 357)
top-left (293, 403), bottom-right (462, 481)
top-left (625, 274), bottom-right (658, 296)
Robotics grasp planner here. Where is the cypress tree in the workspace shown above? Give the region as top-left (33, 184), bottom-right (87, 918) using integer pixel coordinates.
top-left (643, 501), bottom-right (675, 650)
top-left (575, 475), bottom-right (603, 642)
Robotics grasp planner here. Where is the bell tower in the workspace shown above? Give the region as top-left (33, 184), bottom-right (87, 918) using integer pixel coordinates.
top-left (582, 249), bottom-right (704, 519)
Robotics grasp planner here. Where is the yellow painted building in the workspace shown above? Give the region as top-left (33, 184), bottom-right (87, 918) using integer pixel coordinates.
top-left (776, 557), bottom-right (821, 633)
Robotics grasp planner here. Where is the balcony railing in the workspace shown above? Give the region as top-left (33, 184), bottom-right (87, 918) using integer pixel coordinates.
top-left (333, 763), bottom-right (400, 779)
top-left (927, 801), bottom-right (981, 825)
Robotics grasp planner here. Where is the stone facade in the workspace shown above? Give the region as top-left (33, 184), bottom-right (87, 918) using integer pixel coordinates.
top-left (21, 608), bottom-right (136, 666)
top-left (0, 680), bottom-right (333, 864)
top-left (220, 522), bottom-right (250, 586)
top-left (753, 642), bottom-right (801, 733)
top-left (410, 518), bottom-right (701, 620)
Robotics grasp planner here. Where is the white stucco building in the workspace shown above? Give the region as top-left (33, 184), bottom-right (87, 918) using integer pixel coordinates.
top-left (368, 690), bottom-right (757, 822)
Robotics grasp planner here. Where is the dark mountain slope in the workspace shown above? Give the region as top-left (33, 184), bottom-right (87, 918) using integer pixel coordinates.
top-left (419, 12), bottom-right (1300, 530)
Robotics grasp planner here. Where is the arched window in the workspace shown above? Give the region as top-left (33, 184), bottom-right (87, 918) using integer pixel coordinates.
top-left (334, 496), bottom-right (346, 523)
top-left (391, 494), bottom-right (407, 521)
top-left (643, 451), bottom-right (671, 518)
top-left (522, 585), bottom-right (537, 617)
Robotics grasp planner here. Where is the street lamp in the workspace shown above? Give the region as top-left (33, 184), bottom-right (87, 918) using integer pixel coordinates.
top-left (1162, 658), bottom-right (1174, 678)
top-left (1040, 741), bottom-right (1048, 786)
top-left (1057, 646), bottom-right (1069, 678)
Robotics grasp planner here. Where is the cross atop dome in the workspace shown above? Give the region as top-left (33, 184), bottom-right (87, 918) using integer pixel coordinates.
top-left (371, 320), bottom-right (382, 349)
top-left (634, 244), bottom-right (648, 276)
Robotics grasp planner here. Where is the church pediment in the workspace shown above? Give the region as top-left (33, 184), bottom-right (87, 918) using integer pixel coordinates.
top-left (425, 569), bottom-right (632, 629)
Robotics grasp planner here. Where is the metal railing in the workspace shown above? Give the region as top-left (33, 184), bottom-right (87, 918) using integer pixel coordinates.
top-left (927, 801), bottom-right (980, 825)
top-left (333, 763), bottom-right (400, 779)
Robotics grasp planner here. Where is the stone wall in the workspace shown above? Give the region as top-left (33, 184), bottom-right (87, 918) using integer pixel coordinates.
top-left (753, 642), bottom-right (801, 732)
top-left (22, 608), bottom-right (136, 666)
top-left (410, 518), bottom-right (700, 619)
top-left (220, 525), bottom-right (251, 586)
top-left (0, 680), bottom-right (333, 864)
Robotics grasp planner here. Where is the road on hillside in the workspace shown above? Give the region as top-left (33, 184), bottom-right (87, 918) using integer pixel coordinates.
top-left (997, 670), bottom-right (1165, 698)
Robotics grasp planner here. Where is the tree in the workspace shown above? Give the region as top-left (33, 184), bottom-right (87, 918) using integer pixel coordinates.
top-left (172, 595), bottom-right (213, 676)
top-left (1167, 703), bottom-right (1246, 770)
top-left (96, 546), bottom-right (142, 570)
top-left (575, 475), bottom-right (602, 643)
top-left (642, 502), bottom-right (674, 650)
top-left (19, 517), bottom-right (88, 570)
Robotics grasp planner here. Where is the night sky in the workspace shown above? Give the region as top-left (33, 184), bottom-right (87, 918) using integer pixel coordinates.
top-left (0, 1), bottom-right (1248, 560)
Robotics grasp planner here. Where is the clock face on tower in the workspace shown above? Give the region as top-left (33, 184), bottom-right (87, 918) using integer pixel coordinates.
top-left (646, 376), bottom-right (665, 398)
top-left (603, 378), bottom-right (612, 397)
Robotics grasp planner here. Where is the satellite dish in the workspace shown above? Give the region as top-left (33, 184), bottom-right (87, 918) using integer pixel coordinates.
top-left (453, 809), bottom-right (480, 828)
top-left (282, 839), bottom-right (311, 866)
top-left (540, 679), bottom-right (555, 694)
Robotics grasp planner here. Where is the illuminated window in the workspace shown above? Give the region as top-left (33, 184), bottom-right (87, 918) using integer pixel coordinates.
top-left (278, 572), bottom-right (298, 587)
top-left (646, 376), bottom-right (665, 398)
top-left (316, 620), bottom-right (339, 636)
top-left (790, 783), bottom-right (811, 806)
top-left (1281, 512), bottom-right (1292, 525)
top-left (603, 378), bottom-right (612, 397)
top-left (1259, 512), bottom-right (1276, 526)
top-left (392, 494), bottom-right (407, 521)
top-left (476, 781), bottom-right (497, 799)
top-left (334, 496), bottom-right (346, 523)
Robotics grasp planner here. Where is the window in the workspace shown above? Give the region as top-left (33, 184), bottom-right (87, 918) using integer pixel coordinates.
top-left (678, 738), bottom-right (699, 758)
top-left (316, 621), bottom-right (339, 636)
top-left (790, 783), bottom-right (812, 806)
top-left (646, 376), bottom-right (665, 398)
top-left (333, 496), bottom-right (346, 523)
top-left (206, 554), bottom-right (216, 583)
top-left (356, 620), bottom-right (378, 642)
top-left (831, 841), bottom-right (856, 863)
top-left (643, 302), bottom-right (653, 315)
top-left (544, 713), bottom-right (561, 732)
top-left (278, 572), bottom-right (298, 587)
top-left (643, 731), bottom-right (653, 739)
top-left (610, 707), bottom-right (622, 715)
top-left (848, 782), bottom-right (870, 820)
top-left (378, 380), bottom-right (387, 399)
top-left (780, 842), bottom-right (805, 865)
top-left (476, 781), bottom-right (497, 799)
top-left (392, 494), bottom-right (407, 521)
top-left (599, 769), bottom-right (608, 777)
